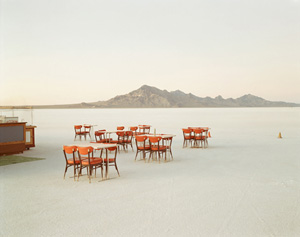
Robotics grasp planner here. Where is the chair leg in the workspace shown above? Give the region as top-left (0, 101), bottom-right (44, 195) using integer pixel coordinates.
top-left (78, 166), bottom-right (82, 181)
top-left (115, 163), bottom-right (120, 176)
top-left (73, 165), bottom-right (76, 181)
top-left (88, 166), bottom-right (91, 183)
top-left (64, 165), bottom-right (68, 179)
top-left (169, 148), bottom-right (173, 160)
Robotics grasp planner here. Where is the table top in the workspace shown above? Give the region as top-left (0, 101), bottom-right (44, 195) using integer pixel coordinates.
top-left (70, 142), bottom-right (117, 149)
top-left (188, 127), bottom-right (210, 131)
top-left (105, 130), bottom-right (129, 134)
top-left (138, 125), bottom-right (151, 128)
top-left (145, 134), bottom-right (176, 138)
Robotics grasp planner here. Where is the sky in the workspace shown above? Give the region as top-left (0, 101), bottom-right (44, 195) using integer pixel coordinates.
top-left (1, 0), bottom-right (300, 106)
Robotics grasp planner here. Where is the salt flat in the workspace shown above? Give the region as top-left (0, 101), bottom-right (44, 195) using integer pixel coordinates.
top-left (1, 108), bottom-right (300, 236)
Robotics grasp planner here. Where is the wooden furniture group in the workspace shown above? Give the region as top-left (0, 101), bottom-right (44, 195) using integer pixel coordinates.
top-left (182, 127), bottom-right (210, 148)
top-left (74, 125), bottom-right (93, 141)
top-left (63, 142), bottom-right (118, 183)
top-left (66, 124), bottom-right (176, 183)
top-left (135, 134), bottom-right (175, 163)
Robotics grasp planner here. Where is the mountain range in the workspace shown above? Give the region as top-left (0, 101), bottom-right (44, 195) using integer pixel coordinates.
top-left (2, 85), bottom-right (300, 109)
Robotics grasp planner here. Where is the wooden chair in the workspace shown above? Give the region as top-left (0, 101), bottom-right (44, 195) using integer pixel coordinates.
top-left (148, 136), bottom-right (167, 163)
top-left (135, 135), bottom-right (150, 161)
top-left (83, 125), bottom-right (92, 140)
top-left (111, 131), bottom-right (126, 151)
top-left (139, 125), bottom-right (151, 134)
top-left (124, 131), bottom-right (134, 151)
top-left (77, 146), bottom-right (103, 183)
top-left (63, 145), bottom-right (80, 181)
top-left (95, 130), bottom-right (112, 143)
top-left (194, 129), bottom-right (206, 148)
top-left (162, 136), bottom-right (173, 160)
top-left (74, 125), bottom-right (86, 140)
top-left (117, 126), bottom-right (125, 130)
top-left (182, 128), bottom-right (194, 147)
top-left (101, 146), bottom-right (120, 177)
top-left (130, 126), bottom-right (138, 136)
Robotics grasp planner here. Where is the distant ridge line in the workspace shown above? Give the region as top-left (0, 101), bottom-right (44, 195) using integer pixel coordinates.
top-left (1, 85), bottom-right (299, 109)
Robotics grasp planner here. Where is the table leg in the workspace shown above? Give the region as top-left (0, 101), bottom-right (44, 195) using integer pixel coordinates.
top-left (106, 148), bottom-right (109, 179)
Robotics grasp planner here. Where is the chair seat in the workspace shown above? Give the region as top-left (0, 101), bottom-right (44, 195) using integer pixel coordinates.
top-left (67, 158), bottom-right (81, 165)
top-left (137, 146), bottom-right (150, 150)
top-left (184, 136), bottom-right (194, 139)
top-left (102, 158), bottom-right (116, 163)
top-left (81, 158), bottom-right (103, 165)
top-left (111, 139), bottom-right (124, 143)
top-left (195, 136), bottom-right (205, 140)
top-left (76, 132), bottom-right (86, 135)
top-left (151, 146), bottom-right (167, 151)
top-left (100, 139), bottom-right (112, 143)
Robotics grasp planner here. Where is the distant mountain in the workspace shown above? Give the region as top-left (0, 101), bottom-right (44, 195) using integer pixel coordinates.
top-left (2, 85), bottom-right (299, 109)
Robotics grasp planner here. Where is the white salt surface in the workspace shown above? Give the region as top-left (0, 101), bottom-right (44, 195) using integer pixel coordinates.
top-left (1, 108), bottom-right (300, 236)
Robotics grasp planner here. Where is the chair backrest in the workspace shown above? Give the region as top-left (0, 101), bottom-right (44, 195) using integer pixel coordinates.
top-left (182, 128), bottom-right (192, 138)
top-left (95, 130), bottom-right (105, 142)
top-left (107, 146), bottom-right (117, 152)
top-left (77, 146), bottom-right (94, 163)
top-left (74, 125), bottom-right (82, 134)
top-left (149, 136), bottom-right (163, 149)
top-left (194, 129), bottom-right (204, 138)
top-left (117, 126), bottom-right (125, 130)
top-left (125, 131), bottom-right (133, 141)
top-left (162, 136), bottom-right (173, 141)
top-left (135, 135), bottom-right (148, 142)
top-left (84, 125), bottom-right (92, 132)
top-left (63, 145), bottom-right (78, 154)
top-left (130, 126), bottom-right (138, 132)
top-left (135, 135), bottom-right (148, 149)
top-left (143, 126), bottom-right (151, 134)
top-left (116, 131), bottom-right (124, 136)
top-left (106, 146), bottom-right (117, 160)
top-left (116, 131), bottom-right (125, 142)
top-left (149, 136), bottom-right (162, 143)
top-left (63, 146), bottom-right (78, 163)
top-left (77, 146), bottom-right (93, 155)
top-left (140, 126), bottom-right (150, 134)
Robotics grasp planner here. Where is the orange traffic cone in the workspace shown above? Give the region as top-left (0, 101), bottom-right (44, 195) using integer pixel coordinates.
top-left (208, 132), bottom-right (211, 138)
top-left (278, 132), bottom-right (282, 139)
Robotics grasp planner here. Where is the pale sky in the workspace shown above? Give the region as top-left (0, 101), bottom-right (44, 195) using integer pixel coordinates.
top-left (1, 0), bottom-right (299, 105)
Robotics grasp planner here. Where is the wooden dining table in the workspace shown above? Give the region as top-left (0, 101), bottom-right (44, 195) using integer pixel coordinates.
top-left (188, 127), bottom-right (210, 136)
top-left (144, 134), bottom-right (176, 160)
top-left (104, 130), bottom-right (128, 142)
top-left (188, 127), bottom-right (210, 148)
top-left (138, 125), bottom-right (151, 134)
top-left (71, 141), bottom-right (117, 180)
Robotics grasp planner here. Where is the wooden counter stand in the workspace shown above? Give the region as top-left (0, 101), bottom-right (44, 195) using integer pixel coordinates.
top-left (26, 125), bottom-right (37, 149)
top-left (0, 122), bottom-right (26, 156)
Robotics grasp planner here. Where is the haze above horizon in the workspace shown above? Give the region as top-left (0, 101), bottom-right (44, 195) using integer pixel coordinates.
top-left (1, 0), bottom-right (300, 106)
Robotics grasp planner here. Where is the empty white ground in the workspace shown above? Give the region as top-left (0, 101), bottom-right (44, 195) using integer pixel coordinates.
top-left (1, 108), bottom-right (300, 236)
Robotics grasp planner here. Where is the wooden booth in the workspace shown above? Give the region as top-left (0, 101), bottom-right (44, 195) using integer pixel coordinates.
top-left (0, 122), bottom-right (37, 156)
